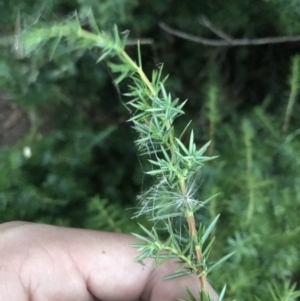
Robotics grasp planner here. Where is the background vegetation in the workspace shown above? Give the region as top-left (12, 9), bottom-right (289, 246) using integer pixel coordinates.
top-left (0, 0), bottom-right (299, 300)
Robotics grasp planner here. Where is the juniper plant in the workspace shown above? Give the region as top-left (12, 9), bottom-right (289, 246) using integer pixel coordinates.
top-left (19, 13), bottom-right (231, 300)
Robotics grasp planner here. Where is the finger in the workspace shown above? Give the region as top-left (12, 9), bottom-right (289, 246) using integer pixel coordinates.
top-left (0, 222), bottom-right (96, 301)
top-left (0, 222), bottom-right (152, 301)
top-left (0, 222), bottom-right (218, 301)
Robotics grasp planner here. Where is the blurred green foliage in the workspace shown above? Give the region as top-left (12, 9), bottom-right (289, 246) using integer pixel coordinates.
top-left (0, 0), bottom-right (299, 300)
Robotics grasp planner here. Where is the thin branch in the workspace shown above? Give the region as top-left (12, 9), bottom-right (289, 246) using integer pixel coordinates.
top-left (199, 16), bottom-right (232, 42)
top-left (0, 34), bottom-right (153, 48)
top-left (159, 22), bottom-right (300, 47)
top-left (126, 38), bottom-right (154, 46)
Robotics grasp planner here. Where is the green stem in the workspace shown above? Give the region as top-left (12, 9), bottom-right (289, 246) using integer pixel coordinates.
top-left (243, 120), bottom-right (255, 226)
top-left (180, 179), bottom-right (207, 292)
top-left (283, 55), bottom-right (300, 133)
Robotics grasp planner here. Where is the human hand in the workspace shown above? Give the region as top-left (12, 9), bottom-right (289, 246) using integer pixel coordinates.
top-left (0, 221), bottom-right (218, 301)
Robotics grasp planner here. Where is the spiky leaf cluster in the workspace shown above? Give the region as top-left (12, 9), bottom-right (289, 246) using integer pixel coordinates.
top-left (131, 215), bottom-right (234, 281)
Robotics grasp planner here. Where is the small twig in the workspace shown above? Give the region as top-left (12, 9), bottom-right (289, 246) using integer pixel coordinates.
top-left (199, 16), bottom-right (232, 43)
top-left (159, 22), bottom-right (300, 47)
top-left (126, 38), bottom-right (154, 46)
top-left (283, 56), bottom-right (300, 132)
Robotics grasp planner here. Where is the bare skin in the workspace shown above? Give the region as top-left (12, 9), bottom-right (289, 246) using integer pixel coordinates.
top-left (0, 221), bottom-right (218, 301)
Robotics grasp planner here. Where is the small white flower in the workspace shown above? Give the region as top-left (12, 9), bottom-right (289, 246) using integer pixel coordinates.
top-left (23, 146), bottom-right (32, 159)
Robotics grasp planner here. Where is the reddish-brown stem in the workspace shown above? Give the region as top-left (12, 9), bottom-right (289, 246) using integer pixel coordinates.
top-left (182, 176), bottom-right (207, 294)
top-left (187, 214), bottom-right (207, 292)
